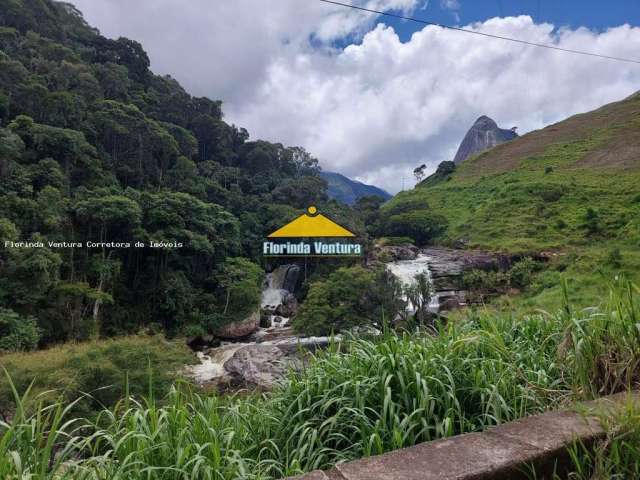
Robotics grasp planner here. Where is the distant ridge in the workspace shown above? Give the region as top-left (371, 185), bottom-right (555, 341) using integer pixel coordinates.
top-left (320, 171), bottom-right (392, 205)
top-left (453, 116), bottom-right (518, 164)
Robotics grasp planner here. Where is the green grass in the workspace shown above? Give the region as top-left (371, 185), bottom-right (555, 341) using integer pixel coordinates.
top-left (0, 335), bottom-right (195, 418)
top-left (560, 395), bottom-right (640, 479)
top-left (383, 121), bottom-right (640, 312)
top-left (0, 280), bottom-right (638, 479)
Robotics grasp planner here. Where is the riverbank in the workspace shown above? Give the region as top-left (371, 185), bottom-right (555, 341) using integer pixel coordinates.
top-left (2, 279), bottom-right (638, 479)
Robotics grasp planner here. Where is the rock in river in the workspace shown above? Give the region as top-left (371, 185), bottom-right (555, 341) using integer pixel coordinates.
top-left (214, 310), bottom-right (260, 339)
top-left (224, 344), bottom-right (301, 390)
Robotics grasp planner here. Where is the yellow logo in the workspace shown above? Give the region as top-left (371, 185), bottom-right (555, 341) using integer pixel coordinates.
top-left (263, 206), bottom-right (361, 257)
top-left (268, 206), bottom-right (355, 238)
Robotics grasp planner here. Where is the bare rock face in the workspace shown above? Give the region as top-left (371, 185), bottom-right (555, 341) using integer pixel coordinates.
top-left (374, 245), bottom-right (419, 262)
top-left (275, 293), bottom-right (298, 317)
top-left (213, 310), bottom-right (260, 339)
top-left (453, 115), bottom-right (518, 164)
top-left (439, 295), bottom-right (464, 311)
top-left (224, 345), bottom-right (300, 390)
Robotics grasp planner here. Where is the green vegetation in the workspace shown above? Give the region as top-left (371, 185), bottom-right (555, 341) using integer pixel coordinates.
top-left (562, 398), bottom-right (640, 479)
top-left (293, 266), bottom-right (404, 335)
top-left (0, 0), bottom-right (370, 346)
top-left (0, 280), bottom-right (637, 478)
top-left (2, 1), bottom-right (640, 478)
top-left (461, 257), bottom-right (540, 300)
top-left (0, 335), bottom-right (194, 418)
top-left (382, 93), bottom-right (640, 310)
top-left (0, 307), bottom-right (40, 352)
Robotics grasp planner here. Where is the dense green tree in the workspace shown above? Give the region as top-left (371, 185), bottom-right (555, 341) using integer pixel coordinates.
top-left (0, 127), bottom-right (25, 177)
top-left (382, 210), bottom-right (448, 245)
top-left (0, 307), bottom-right (40, 352)
top-left (219, 257), bottom-right (263, 319)
top-left (0, 91), bottom-right (9, 124)
top-left (90, 101), bottom-right (179, 187)
top-left (93, 62), bottom-right (130, 102)
top-left (272, 175), bottom-right (328, 209)
top-left (74, 194), bottom-right (142, 242)
top-left (50, 281), bottom-right (112, 340)
top-left (354, 195), bottom-right (385, 235)
top-left (0, 0), bottom-right (337, 345)
top-left (294, 266), bottom-right (403, 336)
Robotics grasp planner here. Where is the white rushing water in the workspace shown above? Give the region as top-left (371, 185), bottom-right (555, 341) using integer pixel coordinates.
top-left (187, 266), bottom-right (300, 386)
top-left (261, 271), bottom-right (287, 309)
top-left (386, 254), bottom-right (440, 311)
top-left (185, 343), bottom-right (250, 384)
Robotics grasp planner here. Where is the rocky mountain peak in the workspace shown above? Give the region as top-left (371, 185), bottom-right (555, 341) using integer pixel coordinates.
top-left (453, 115), bottom-right (518, 164)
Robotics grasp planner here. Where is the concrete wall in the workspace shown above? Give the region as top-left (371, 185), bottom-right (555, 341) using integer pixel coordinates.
top-left (286, 392), bottom-right (638, 480)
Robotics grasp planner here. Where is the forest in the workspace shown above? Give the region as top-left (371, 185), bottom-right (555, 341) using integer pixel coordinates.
top-left (0, 0), bottom-right (380, 349)
top-left (2, 2), bottom-right (640, 479)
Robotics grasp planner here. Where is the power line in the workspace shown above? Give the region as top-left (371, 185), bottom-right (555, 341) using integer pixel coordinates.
top-left (317, 0), bottom-right (640, 65)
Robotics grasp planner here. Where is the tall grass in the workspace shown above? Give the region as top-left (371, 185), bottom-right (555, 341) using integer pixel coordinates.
top-left (560, 395), bottom-right (640, 479)
top-left (0, 280), bottom-right (638, 479)
top-left (560, 277), bottom-right (640, 397)
top-left (0, 375), bottom-right (89, 479)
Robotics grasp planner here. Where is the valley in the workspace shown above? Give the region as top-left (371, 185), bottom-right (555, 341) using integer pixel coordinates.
top-left (0, 1), bottom-right (639, 479)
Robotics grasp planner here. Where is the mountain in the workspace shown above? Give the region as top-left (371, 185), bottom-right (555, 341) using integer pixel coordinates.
top-left (320, 171), bottom-right (392, 205)
top-left (384, 91), bottom-right (640, 250)
top-left (453, 115), bottom-right (518, 164)
top-left (381, 91), bottom-right (640, 307)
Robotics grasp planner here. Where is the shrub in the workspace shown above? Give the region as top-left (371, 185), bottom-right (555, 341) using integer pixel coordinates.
top-left (461, 269), bottom-right (509, 293)
top-left (0, 336), bottom-right (194, 418)
top-left (509, 257), bottom-right (537, 289)
top-left (581, 207), bottom-right (601, 235)
top-left (294, 266), bottom-right (403, 335)
top-left (0, 308), bottom-right (40, 352)
top-left (382, 210), bottom-right (448, 245)
top-left (380, 236), bottom-right (415, 246)
top-left (607, 247), bottom-right (623, 269)
top-left (526, 182), bottom-right (564, 202)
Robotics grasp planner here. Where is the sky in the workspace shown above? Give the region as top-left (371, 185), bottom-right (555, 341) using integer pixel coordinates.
top-left (68, 0), bottom-right (640, 193)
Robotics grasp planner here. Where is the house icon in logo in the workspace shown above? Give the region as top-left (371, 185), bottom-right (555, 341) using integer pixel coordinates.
top-left (268, 206), bottom-right (355, 238)
top-left (263, 206), bottom-right (361, 256)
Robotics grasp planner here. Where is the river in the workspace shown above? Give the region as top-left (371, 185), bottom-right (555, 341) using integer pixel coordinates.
top-left (186, 255), bottom-right (446, 386)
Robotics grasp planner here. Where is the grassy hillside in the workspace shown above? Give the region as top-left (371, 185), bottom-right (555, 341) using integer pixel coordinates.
top-left (383, 92), bottom-right (640, 307)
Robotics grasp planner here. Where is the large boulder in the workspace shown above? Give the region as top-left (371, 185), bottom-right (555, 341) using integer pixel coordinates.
top-left (214, 310), bottom-right (260, 339)
top-left (268, 264), bottom-right (302, 294)
top-left (186, 334), bottom-right (220, 351)
top-left (281, 265), bottom-right (302, 293)
top-left (275, 293), bottom-right (298, 317)
top-left (439, 294), bottom-right (464, 311)
top-left (259, 312), bottom-right (272, 328)
top-left (224, 344), bottom-right (301, 390)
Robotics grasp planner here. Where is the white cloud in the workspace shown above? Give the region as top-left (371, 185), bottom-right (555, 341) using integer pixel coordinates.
top-left (441, 0), bottom-right (459, 8)
top-left (69, 1), bottom-right (640, 193)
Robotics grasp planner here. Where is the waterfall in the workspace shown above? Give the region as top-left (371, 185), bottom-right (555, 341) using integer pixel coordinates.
top-left (386, 254), bottom-right (440, 312)
top-left (261, 272), bottom-right (288, 308)
top-left (261, 264), bottom-right (301, 309)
